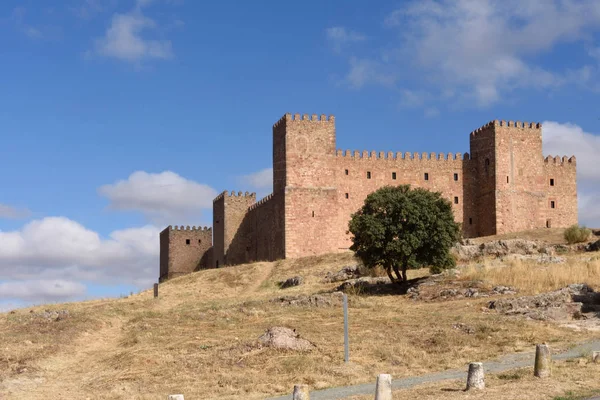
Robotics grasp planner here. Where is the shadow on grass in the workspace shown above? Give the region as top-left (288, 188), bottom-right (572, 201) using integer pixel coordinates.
top-left (338, 276), bottom-right (429, 297)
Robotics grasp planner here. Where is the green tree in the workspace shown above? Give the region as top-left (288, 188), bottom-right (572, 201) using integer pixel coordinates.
top-left (348, 185), bottom-right (460, 283)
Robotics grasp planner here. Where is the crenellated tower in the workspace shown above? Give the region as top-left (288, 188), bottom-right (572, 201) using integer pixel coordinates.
top-left (159, 225), bottom-right (213, 282)
top-left (212, 191), bottom-right (256, 267)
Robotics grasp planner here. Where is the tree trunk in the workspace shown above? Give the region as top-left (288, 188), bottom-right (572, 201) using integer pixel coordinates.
top-left (392, 265), bottom-right (403, 283)
top-left (402, 267), bottom-right (407, 282)
top-left (385, 265), bottom-right (397, 283)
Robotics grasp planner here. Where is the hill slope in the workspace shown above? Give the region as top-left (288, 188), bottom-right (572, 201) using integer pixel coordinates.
top-left (1, 244), bottom-right (599, 399)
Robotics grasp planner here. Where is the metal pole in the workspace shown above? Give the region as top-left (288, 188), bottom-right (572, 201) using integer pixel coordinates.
top-left (343, 293), bottom-right (349, 363)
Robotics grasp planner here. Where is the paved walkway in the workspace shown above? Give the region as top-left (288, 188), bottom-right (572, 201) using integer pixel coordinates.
top-left (266, 340), bottom-right (600, 400)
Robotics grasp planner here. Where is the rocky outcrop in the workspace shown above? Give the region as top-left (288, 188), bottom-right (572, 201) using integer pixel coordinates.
top-left (487, 284), bottom-right (600, 321)
top-left (279, 276), bottom-right (304, 288)
top-left (271, 292), bottom-right (344, 307)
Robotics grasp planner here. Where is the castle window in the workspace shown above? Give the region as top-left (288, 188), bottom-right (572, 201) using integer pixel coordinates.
top-left (198, 239), bottom-right (202, 244)
top-left (454, 196), bottom-right (459, 204)
top-left (550, 178), bottom-right (555, 186)
top-left (424, 173), bottom-right (429, 181)
top-left (367, 171), bottom-right (371, 179)
top-left (216, 260), bottom-right (219, 268)
top-left (546, 219), bottom-right (552, 228)
top-left (507, 176), bottom-right (509, 183)
top-left (485, 158), bottom-right (490, 173)
top-left (312, 211), bottom-right (315, 217)
top-left (469, 217), bottom-right (473, 225)
top-left (185, 239), bottom-right (190, 245)
top-left (454, 173), bottom-right (458, 181)
top-left (345, 193), bottom-right (349, 199)
top-left (345, 169), bottom-right (349, 175)
top-left (550, 200), bottom-right (556, 209)
top-left (392, 172), bottom-right (397, 180)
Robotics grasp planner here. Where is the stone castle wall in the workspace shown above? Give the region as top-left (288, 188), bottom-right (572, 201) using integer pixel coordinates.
top-left (159, 113), bottom-right (578, 281)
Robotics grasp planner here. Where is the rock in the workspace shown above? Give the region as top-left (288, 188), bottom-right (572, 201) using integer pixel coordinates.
top-left (587, 240), bottom-right (600, 252)
top-left (280, 276), bottom-right (304, 289)
top-left (32, 309), bottom-right (70, 322)
top-left (452, 322), bottom-right (475, 334)
top-left (258, 327), bottom-right (315, 351)
top-left (271, 293), bottom-right (344, 308)
top-left (464, 288), bottom-right (479, 298)
top-left (466, 362), bottom-right (485, 390)
top-left (324, 265), bottom-right (362, 282)
top-left (439, 288), bottom-right (459, 297)
top-left (453, 239), bottom-right (555, 261)
top-left (492, 286), bottom-right (517, 295)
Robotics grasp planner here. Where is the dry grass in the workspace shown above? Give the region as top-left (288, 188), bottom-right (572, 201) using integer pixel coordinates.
top-left (347, 358), bottom-right (600, 400)
top-left (460, 255), bottom-right (600, 295)
top-left (0, 251), bottom-right (598, 399)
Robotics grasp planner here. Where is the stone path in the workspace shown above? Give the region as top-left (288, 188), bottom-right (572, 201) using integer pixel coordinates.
top-left (266, 340), bottom-right (600, 400)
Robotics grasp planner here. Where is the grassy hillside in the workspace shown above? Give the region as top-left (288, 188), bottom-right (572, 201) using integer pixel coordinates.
top-left (1, 239), bottom-right (599, 399)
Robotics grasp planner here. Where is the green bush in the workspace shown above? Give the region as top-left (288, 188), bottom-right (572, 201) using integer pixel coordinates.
top-left (564, 224), bottom-right (592, 244)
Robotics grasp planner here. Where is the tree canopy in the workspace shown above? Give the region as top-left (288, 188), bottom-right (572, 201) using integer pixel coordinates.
top-left (348, 185), bottom-right (460, 283)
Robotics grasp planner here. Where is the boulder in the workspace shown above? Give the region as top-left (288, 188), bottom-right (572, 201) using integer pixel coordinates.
top-left (271, 293), bottom-right (344, 308)
top-left (280, 276), bottom-right (304, 289)
top-left (257, 327), bottom-right (315, 351)
top-left (324, 265), bottom-right (362, 282)
top-left (587, 240), bottom-right (600, 252)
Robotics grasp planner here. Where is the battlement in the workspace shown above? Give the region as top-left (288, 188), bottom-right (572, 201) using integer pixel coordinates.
top-left (470, 120), bottom-right (542, 137)
top-left (544, 155), bottom-right (577, 165)
top-left (247, 193), bottom-right (274, 211)
top-left (213, 190), bottom-right (257, 203)
top-left (273, 113), bottom-right (335, 128)
top-left (335, 149), bottom-right (470, 161)
top-left (167, 225), bottom-right (212, 232)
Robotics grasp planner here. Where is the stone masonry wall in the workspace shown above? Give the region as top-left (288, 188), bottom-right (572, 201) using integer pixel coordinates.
top-left (468, 123), bottom-right (497, 237)
top-left (332, 151), bottom-right (467, 250)
top-left (159, 225), bottom-right (212, 281)
top-left (213, 191), bottom-right (256, 266)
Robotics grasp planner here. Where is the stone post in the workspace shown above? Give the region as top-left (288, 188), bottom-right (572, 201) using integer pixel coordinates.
top-left (592, 351), bottom-right (600, 364)
top-left (167, 395), bottom-right (184, 400)
top-left (465, 362), bottom-right (485, 390)
top-left (374, 374), bottom-right (392, 400)
top-left (292, 384), bottom-right (310, 400)
top-left (534, 344), bottom-right (551, 378)
top-left (154, 283), bottom-right (159, 298)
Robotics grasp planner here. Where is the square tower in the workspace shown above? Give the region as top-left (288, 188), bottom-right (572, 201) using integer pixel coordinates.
top-left (159, 225), bottom-right (213, 282)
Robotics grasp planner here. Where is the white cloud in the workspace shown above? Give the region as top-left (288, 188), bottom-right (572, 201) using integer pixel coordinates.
top-left (344, 57), bottom-right (396, 89)
top-left (326, 26), bottom-right (366, 53)
top-left (92, 0), bottom-right (173, 63)
top-left (342, 0), bottom-right (600, 107)
top-left (240, 168), bottom-right (272, 190)
top-left (0, 280), bottom-right (86, 301)
top-left (542, 121), bottom-right (600, 182)
top-left (0, 217), bottom-right (160, 305)
top-left (543, 121), bottom-right (600, 227)
top-left (0, 204), bottom-right (31, 219)
top-left (98, 171), bottom-right (217, 225)
top-left (11, 7), bottom-right (43, 39)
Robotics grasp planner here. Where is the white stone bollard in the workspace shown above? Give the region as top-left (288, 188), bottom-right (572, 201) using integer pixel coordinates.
top-left (167, 395), bottom-right (184, 400)
top-left (374, 373), bottom-right (392, 400)
top-left (534, 344), bottom-right (552, 378)
top-left (465, 362), bottom-right (485, 390)
top-left (593, 351), bottom-right (600, 363)
top-left (292, 384), bottom-right (310, 400)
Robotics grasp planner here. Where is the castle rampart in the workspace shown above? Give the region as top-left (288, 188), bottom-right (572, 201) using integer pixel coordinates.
top-left (159, 225), bottom-right (213, 282)
top-left (159, 113), bottom-right (578, 281)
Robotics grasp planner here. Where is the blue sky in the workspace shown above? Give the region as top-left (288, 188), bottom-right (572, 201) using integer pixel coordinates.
top-left (1, 0), bottom-right (600, 310)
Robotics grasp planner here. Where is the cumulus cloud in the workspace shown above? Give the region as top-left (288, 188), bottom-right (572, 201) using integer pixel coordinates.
top-left (0, 204), bottom-right (31, 219)
top-left (98, 171), bottom-right (217, 225)
top-left (91, 0), bottom-right (173, 62)
top-left (240, 168), bottom-right (272, 190)
top-left (326, 26), bottom-right (366, 53)
top-left (344, 57), bottom-right (397, 89)
top-left (0, 217), bottom-right (160, 305)
top-left (338, 0), bottom-right (600, 107)
top-left (543, 121), bottom-right (600, 227)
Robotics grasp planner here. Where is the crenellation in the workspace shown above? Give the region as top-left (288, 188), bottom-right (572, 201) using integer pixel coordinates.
top-left (160, 112), bottom-right (577, 282)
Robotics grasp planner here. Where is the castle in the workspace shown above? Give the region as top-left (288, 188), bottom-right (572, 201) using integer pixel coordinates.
top-left (159, 113), bottom-right (578, 282)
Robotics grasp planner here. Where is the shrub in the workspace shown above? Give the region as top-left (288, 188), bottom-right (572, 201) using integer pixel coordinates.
top-left (564, 224), bottom-right (592, 244)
